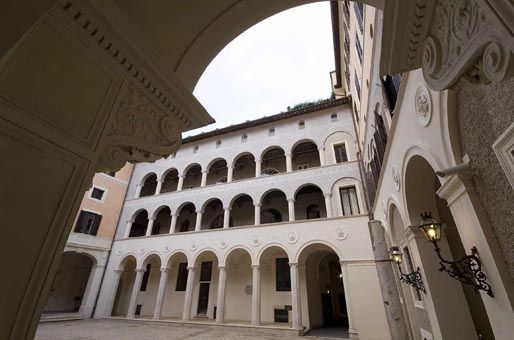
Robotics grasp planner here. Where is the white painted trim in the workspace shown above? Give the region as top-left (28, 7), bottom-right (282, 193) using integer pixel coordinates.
top-left (492, 120), bottom-right (514, 190)
top-left (88, 185), bottom-right (108, 203)
top-left (334, 182), bottom-right (363, 217)
top-left (420, 328), bottom-right (433, 340)
top-left (330, 139), bottom-right (351, 163)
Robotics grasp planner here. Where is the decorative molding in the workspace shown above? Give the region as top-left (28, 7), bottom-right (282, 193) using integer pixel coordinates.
top-left (137, 245), bottom-right (145, 255)
top-left (392, 166), bottom-right (401, 191)
top-left (251, 235), bottom-right (261, 247)
top-left (97, 83), bottom-right (182, 172)
top-left (189, 240), bottom-right (198, 251)
top-left (219, 238), bottom-right (228, 249)
top-left (287, 231), bottom-right (298, 244)
top-left (421, 0), bottom-right (513, 90)
top-left (414, 85), bottom-right (432, 126)
top-left (335, 228), bottom-right (349, 241)
top-left (492, 121), bottom-right (514, 190)
top-left (163, 245), bottom-right (171, 253)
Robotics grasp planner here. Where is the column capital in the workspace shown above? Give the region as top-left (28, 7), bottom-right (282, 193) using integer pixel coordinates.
top-left (114, 269), bottom-right (123, 274)
top-left (254, 203), bottom-right (262, 207)
top-left (318, 146), bottom-right (325, 151)
top-left (202, 170), bottom-right (208, 174)
top-left (136, 183), bottom-right (142, 188)
top-left (160, 267), bottom-right (169, 273)
top-left (285, 153), bottom-right (292, 158)
top-left (196, 210), bottom-right (204, 214)
top-left (251, 264), bottom-right (260, 269)
top-left (223, 206), bottom-right (231, 211)
top-left (218, 266), bottom-right (226, 270)
top-left (135, 268), bottom-right (146, 273)
top-left (93, 264), bottom-right (106, 269)
top-left (178, 174), bottom-right (185, 179)
top-left (324, 193), bottom-right (332, 198)
top-left (187, 266), bottom-right (195, 271)
top-left (287, 198), bottom-right (296, 203)
top-left (148, 216), bottom-right (155, 221)
top-left (289, 262), bottom-right (299, 267)
top-left (171, 213), bottom-right (178, 217)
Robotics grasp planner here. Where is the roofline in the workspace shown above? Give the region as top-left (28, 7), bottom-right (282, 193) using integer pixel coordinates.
top-left (182, 96), bottom-right (350, 144)
top-left (330, 1), bottom-right (342, 89)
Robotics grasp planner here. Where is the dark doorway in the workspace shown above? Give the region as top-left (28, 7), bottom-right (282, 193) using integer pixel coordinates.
top-left (197, 261), bottom-right (212, 316)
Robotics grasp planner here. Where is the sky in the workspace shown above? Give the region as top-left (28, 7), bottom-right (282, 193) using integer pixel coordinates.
top-left (189, 2), bottom-right (335, 136)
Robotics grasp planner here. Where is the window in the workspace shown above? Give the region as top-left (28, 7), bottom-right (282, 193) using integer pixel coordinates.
top-left (261, 208), bottom-right (283, 224)
top-left (216, 140), bottom-right (222, 149)
top-left (241, 134), bottom-right (248, 143)
top-left (90, 187), bottom-right (104, 200)
top-left (297, 164), bottom-right (309, 170)
top-left (330, 113), bottom-right (338, 122)
top-left (353, 102), bottom-right (360, 123)
top-left (74, 211), bottom-right (102, 236)
top-left (268, 127), bottom-right (275, 136)
top-left (140, 264), bottom-right (151, 291)
top-left (175, 263), bottom-right (188, 291)
top-left (339, 186), bottom-right (360, 216)
top-left (200, 261), bottom-right (213, 282)
top-left (274, 308), bottom-right (289, 323)
top-left (334, 143), bottom-right (348, 163)
top-left (298, 121), bottom-right (305, 129)
top-left (276, 258), bottom-right (291, 291)
top-left (354, 2), bottom-right (363, 32)
top-left (355, 32), bottom-right (363, 64)
top-left (193, 145), bottom-right (199, 154)
top-left (106, 171), bottom-right (116, 177)
top-left (355, 70), bottom-right (361, 99)
top-left (179, 219), bottom-right (190, 232)
top-left (403, 246), bottom-right (422, 301)
top-left (170, 152), bottom-right (176, 159)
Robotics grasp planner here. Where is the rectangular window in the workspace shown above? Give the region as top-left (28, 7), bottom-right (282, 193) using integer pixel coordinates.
top-left (274, 308), bottom-right (289, 323)
top-left (268, 127), bottom-right (275, 136)
top-left (91, 187), bottom-right (104, 200)
top-left (355, 32), bottom-right (363, 64)
top-left (200, 261), bottom-right (213, 282)
top-left (339, 186), bottom-right (360, 216)
top-left (330, 113), bottom-right (338, 122)
top-left (74, 211), bottom-right (102, 236)
top-left (334, 143), bottom-right (348, 163)
top-left (175, 263), bottom-right (188, 291)
top-left (107, 171), bottom-right (116, 177)
top-left (403, 246), bottom-right (422, 301)
top-left (140, 263), bottom-right (152, 291)
top-left (275, 258), bottom-right (291, 291)
top-left (354, 70), bottom-right (361, 99)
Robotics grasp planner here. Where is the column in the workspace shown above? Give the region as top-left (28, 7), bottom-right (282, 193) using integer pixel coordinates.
top-left (135, 184), bottom-right (142, 198)
top-left (124, 221), bottom-right (133, 239)
top-left (155, 179), bottom-right (163, 195)
top-left (223, 207), bottom-right (231, 228)
top-left (227, 166), bottom-right (234, 183)
top-left (126, 268), bottom-right (145, 319)
top-left (145, 217), bottom-right (155, 236)
top-left (195, 211), bottom-right (203, 231)
top-left (153, 268), bottom-right (169, 319)
top-left (215, 266), bottom-right (227, 324)
top-left (105, 269), bottom-right (123, 317)
top-left (255, 160), bottom-right (261, 178)
top-left (169, 213), bottom-right (177, 234)
top-left (79, 264), bottom-right (105, 318)
top-left (324, 193), bottom-right (333, 218)
top-left (287, 198), bottom-right (295, 222)
top-left (177, 175), bottom-right (184, 191)
top-left (340, 261), bottom-right (358, 338)
top-left (254, 203), bottom-right (261, 225)
top-left (201, 170), bottom-right (208, 187)
top-left (285, 153), bottom-right (293, 172)
top-left (289, 263), bottom-right (302, 330)
top-left (182, 267), bottom-right (196, 321)
top-left (251, 265), bottom-right (261, 326)
top-left (318, 146), bottom-right (326, 166)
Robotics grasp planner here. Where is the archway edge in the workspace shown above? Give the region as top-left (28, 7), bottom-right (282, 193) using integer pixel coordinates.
top-left (293, 240), bottom-right (343, 264)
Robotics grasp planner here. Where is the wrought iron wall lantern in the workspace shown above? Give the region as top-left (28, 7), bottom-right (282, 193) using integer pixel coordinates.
top-left (418, 212), bottom-right (494, 297)
top-left (388, 246), bottom-right (426, 294)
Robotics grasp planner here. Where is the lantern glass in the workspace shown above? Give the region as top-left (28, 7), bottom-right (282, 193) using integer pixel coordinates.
top-left (389, 246), bottom-right (403, 264)
top-left (419, 213), bottom-right (442, 242)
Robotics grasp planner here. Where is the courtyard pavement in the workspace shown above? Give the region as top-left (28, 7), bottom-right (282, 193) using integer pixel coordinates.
top-left (36, 319), bottom-right (349, 340)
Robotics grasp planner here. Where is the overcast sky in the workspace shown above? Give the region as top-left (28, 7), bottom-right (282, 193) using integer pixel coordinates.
top-left (189, 2), bottom-right (334, 136)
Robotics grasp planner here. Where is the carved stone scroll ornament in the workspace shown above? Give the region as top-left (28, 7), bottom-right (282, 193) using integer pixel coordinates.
top-left (97, 83), bottom-right (182, 172)
top-left (421, 0), bottom-right (513, 90)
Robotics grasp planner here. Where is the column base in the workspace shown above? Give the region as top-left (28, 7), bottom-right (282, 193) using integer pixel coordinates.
top-left (349, 329), bottom-right (359, 339)
top-left (251, 322), bottom-right (260, 326)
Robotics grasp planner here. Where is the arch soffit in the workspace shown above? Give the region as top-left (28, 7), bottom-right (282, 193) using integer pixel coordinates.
top-left (62, 249), bottom-right (99, 265)
top-left (293, 182), bottom-right (325, 198)
top-left (161, 167), bottom-right (179, 181)
top-left (256, 243), bottom-right (291, 266)
top-left (259, 188), bottom-right (288, 204)
top-left (118, 253), bottom-right (139, 270)
top-left (221, 245), bottom-right (254, 267)
top-left (207, 157), bottom-right (228, 171)
top-left (400, 145), bottom-right (444, 225)
top-left (141, 251), bottom-right (163, 268)
top-left (183, 163), bottom-right (202, 176)
top-left (151, 204), bottom-right (172, 219)
top-left (322, 130), bottom-right (354, 148)
top-left (192, 248), bottom-right (221, 267)
top-left (164, 249), bottom-right (190, 268)
top-left (231, 151), bottom-right (256, 168)
top-left (130, 208), bottom-right (149, 222)
top-left (140, 172), bottom-right (157, 185)
top-left (260, 145), bottom-right (285, 160)
top-left (229, 193), bottom-right (255, 208)
top-left (200, 196), bottom-right (225, 212)
top-left (290, 138), bottom-right (318, 155)
top-left (174, 201), bottom-right (196, 216)
top-left (293, 239), bottom-right (343, 264)
top-left (386, 198), bottom-right (409, 243)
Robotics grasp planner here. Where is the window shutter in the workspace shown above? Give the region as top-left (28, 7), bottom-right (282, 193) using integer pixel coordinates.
top-left (90, 214), bottom-right (102, 236)
top-left (74, 211), bottom-right (86, 233)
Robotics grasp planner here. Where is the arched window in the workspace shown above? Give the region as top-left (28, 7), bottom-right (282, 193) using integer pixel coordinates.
top-left (330, 113), bottom-right (338, 122)
top-left (216, 140), bottom-right (222, 148)
top-left (140, 174), bottom-right (157, 197)
top-left (306, 204), bottom-right (321, 219)
top-left (261, 208), bottom-right (282, 224)
top-left (298, 121), bottom-right (305, 129)
top-left (241, 134), bottom-right (248, 143)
